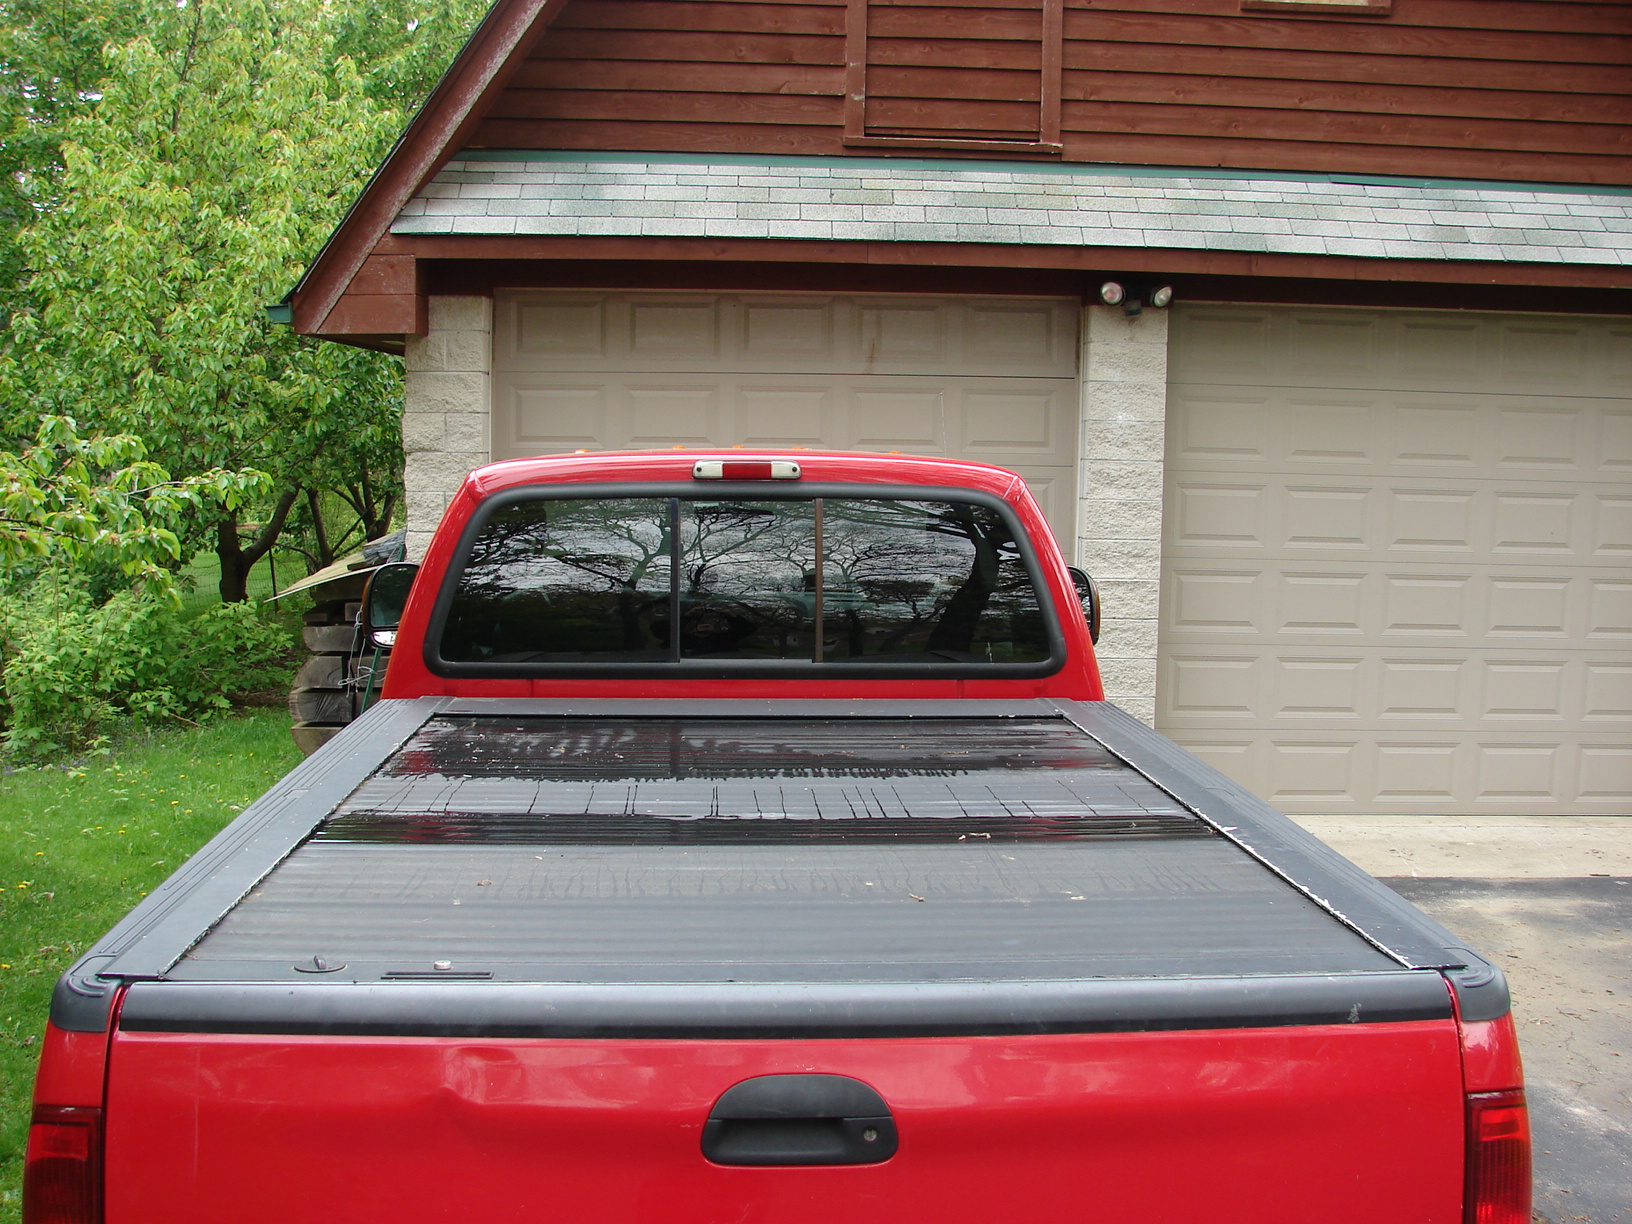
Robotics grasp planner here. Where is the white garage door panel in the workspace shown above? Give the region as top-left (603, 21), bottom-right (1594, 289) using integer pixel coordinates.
top-left (1172, 310), bottom-right (1632, 398)
top-left (1163, 306), bottom-right (1632, 815)
top-left (1164, 646), bottom-right (1621, 722)
top-left (494, 292), bottom-right (1080, 542)
top-left (1180, 734), bottom-right (1628, 811)
top-left (497, 294), bottom-right (1079, 378)
top-left (508, 375), bottom-right (1072, 453)
top-left (1163, 564), bottom-right (1622, 643)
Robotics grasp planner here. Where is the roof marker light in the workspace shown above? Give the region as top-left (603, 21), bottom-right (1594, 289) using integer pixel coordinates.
top-left (693, 460), bottom-right (802, 481)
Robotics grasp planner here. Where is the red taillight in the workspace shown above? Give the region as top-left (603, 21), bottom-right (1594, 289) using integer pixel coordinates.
top-left (23, 1106), bottom-right (101, 1224)
top-left (692, 460), bottom-right (801, 481)
top-left (1465, 1089), bottom-right (1530, 1224)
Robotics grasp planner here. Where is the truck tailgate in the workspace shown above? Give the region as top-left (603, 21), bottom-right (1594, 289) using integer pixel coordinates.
top-left (99, 708), bottom-right (1469, 1222)
top-left (104, 1023), bottom-right (1464, 1224)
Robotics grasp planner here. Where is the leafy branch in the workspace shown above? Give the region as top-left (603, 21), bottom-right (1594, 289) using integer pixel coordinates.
top-left (0, 414), bottom-right (268, 593)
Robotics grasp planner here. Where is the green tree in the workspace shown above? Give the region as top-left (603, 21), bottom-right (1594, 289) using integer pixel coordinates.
top-left (327, 0), bottom-right (493, 111)
top-left (0, 0), bottom-right (486, 327)
top-left (0, 414), bottom-right (265, 587)
top-left (0, 0), bottom-right (151, 324)
top-left (4, 0), bottom-right (407, 600)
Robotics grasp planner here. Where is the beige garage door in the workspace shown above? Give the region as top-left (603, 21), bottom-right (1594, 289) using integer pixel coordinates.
top-left (492, 291), bottom-right (1080, 542)
top-left (1161, 305), bottom-right (1632, 815)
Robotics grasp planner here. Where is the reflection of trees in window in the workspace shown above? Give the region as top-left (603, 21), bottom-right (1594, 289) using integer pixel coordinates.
top-left (822, 500), bottom-right (948, 657)
top-left (440, 494), bottom-right (1048, 666)
top-left (822, 500), bottom-right (1039, 660)
top-left (683, 503), bottom-right (806, 598)
top-left (446, 498), bottom-right (672, 660)
top-left (922, 502), bottom-right (1014, 654)
top-left (677, 502), bottom-right (814, 658)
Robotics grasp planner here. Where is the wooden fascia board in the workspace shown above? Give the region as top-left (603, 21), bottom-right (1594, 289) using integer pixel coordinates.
top-left (376, 233), bottom-right (1632, 293)
top-left (290, 0), bottom-right (569, 336)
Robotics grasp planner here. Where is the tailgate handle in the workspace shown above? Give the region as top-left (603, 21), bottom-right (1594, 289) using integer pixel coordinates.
top-left (702, 1074), bottom-right (898, 1166)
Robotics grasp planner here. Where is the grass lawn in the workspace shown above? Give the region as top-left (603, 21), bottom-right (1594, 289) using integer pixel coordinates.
top-left (175, 546), bottom-right (313, 617)
top-left (0, 709), bottom-right (301, 1224)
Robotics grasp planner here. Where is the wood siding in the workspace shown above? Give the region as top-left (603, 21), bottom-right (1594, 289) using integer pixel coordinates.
top-left (844, 0), bottom-right (1064, 151)
top-left (474, 0), bottom-right (1632, 183)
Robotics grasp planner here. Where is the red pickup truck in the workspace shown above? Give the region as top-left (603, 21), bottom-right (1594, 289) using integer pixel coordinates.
top-left (26, 451), bottom-right (1529, 1224)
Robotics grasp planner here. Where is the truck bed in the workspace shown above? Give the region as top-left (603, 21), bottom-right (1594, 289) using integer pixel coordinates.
top-left (174, 712), bottom-right (1398, 984)
top-left (64, 697), bottom-right (1501, 1041)
top-left (83, 701), bottom-right (1484, 1224)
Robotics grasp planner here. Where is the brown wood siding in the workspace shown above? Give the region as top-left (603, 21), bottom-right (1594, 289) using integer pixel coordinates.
top-left (846, 0), bottom-right (1060, 148)
top-left (469, 0), bottom-right (1632, 184)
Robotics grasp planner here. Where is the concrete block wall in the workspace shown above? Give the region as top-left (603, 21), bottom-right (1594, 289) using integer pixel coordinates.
top-left (402, 296), bottom-right (493, 560)
top-left (1076, 304), bottom-right (1170, 726)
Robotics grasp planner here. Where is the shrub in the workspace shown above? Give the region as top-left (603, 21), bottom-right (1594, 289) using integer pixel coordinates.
top-left (0, 573), bottom-right (295, 758)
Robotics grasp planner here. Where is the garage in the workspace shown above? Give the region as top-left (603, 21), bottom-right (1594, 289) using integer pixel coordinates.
top-left (1160, 305), bottom-right (1632, 815)
top-left (490, 291), bottom-right (1082, 543)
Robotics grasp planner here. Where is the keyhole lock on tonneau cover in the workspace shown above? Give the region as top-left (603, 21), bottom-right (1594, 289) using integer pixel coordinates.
top-left (702, 1075), bottom-right (898, 1166)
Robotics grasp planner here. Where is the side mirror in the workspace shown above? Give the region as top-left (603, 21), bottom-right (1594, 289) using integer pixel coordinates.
top-left (360, 562), bottom-right (419, 650)
top-left (1066, 566), bottom-right (1102, 644)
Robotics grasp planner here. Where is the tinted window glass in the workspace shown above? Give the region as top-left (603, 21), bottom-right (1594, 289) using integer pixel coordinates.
top-left (677, 501), bottom-right (815, 658)
top-left (441, 498), bottom-right (673, 662)
top-left (439, 494), bottom-right (1051, 667)
top-left (819, 500), bottom-right (1048, 663)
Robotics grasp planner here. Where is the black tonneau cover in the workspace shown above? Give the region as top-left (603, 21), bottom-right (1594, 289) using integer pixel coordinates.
top-left (58, 699), bottom-right (1506, 1035)
top-left (173, 715), bottom-right (1396, 985)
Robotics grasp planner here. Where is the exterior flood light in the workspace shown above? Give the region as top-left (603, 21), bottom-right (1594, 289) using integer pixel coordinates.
top-left (1097, 281), bottom-right (1174, 317)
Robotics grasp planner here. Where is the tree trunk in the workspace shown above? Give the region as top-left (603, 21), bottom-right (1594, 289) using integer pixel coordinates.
top-left (370, 492), bottom-right (398, 540)
top-left (216, 514), bottom-right (250, 603)
top-left (216, 488), bottom-right (300, 603)
top-left (307, 488), bottom-right (335, 568)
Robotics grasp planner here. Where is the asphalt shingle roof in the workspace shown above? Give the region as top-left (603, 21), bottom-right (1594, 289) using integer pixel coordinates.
top-left (392, 152), bottom-right (1632, 266)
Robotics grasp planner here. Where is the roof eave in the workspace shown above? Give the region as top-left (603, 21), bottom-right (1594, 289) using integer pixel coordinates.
top-left (287, 0), bottom-right (569, 337)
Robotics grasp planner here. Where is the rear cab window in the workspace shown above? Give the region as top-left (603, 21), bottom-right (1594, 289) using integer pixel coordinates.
top-left (429, 486), bottom-right (1064, 678)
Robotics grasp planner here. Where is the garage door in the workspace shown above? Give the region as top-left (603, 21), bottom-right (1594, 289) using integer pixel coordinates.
top-left (1161, 305), bottom-right (1632, 816)
top-left (492, 291), bottom-right (1080, 543)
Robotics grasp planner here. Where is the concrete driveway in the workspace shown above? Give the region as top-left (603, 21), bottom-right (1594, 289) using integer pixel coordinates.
top-left (1297, 817), bottom-right (1632, 1224)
